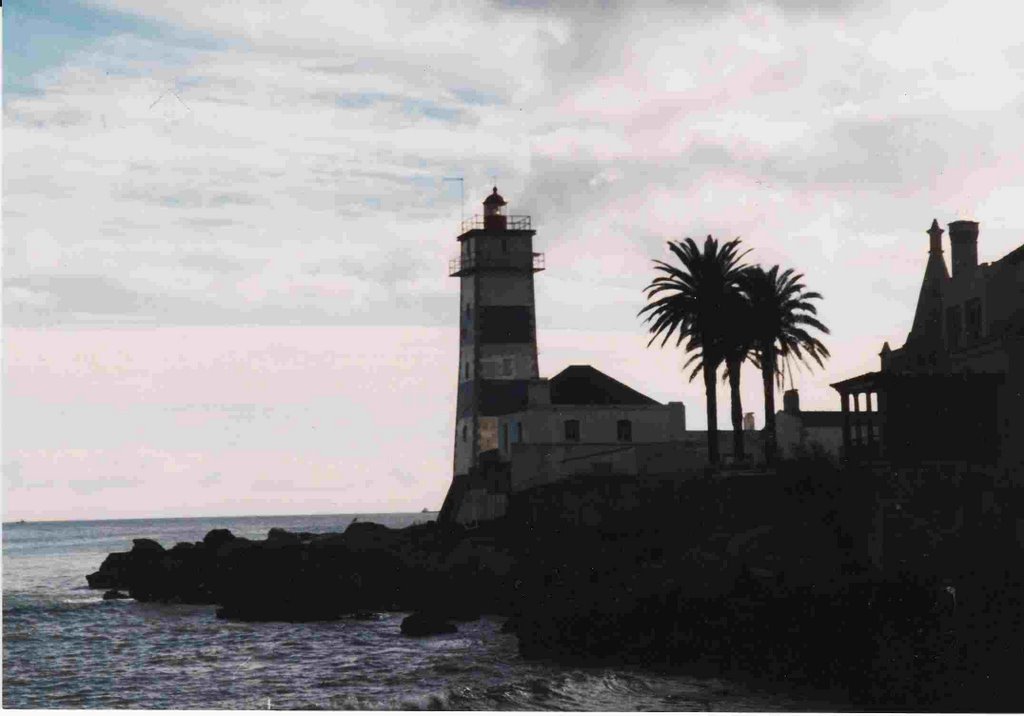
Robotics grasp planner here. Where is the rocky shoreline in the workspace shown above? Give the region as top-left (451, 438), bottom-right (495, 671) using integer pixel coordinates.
top-left (87, 519), bottom-right (515, 626)
top-left (86, 471), bottom-right (1024, 711)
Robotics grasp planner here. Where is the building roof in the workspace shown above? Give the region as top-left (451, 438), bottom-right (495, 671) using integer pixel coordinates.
top-left (831, 370), bottom-right (1005, 393)
top-left (549, 365), bottom-right (661, 406)
top-left (995, 242), bottom-right (1024, 267)
top-left (905, 228), bottom-right (949, 352)
top-left (483, 187), bottom-right (506, 206)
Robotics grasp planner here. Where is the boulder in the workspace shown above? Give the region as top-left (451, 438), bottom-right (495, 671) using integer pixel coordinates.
top-left (103, 589), bottom-right (130, 600)
top-left (267, 527), bottom-right (302, 545)
top-left (202, 529), bottom-right (236, 551)
top-left (401, 612), bottom-right (457, 637)
top-left (86, 551), bottom-right (134, 589)
top-left (131, 538), bottom-right (165, 553)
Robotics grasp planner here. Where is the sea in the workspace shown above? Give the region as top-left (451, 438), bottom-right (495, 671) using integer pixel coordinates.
top-left (3, 513), bottom-right (834, 711)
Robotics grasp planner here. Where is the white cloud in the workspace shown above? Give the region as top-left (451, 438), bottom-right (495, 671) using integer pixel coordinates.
top-left (5, 0), bottom-right (1024, 518)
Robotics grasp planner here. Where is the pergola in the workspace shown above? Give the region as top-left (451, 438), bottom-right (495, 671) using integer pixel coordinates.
top-left (831, 371), bottom-right (1003, 466)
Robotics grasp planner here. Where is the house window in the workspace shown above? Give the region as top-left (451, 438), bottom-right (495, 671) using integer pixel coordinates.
top-left (514, 421), bottom-right (522, 443)
top-left (501, 238), bottom-right (508, 253)
top-left (965, 298), bottom-right (982, 342)
top-left (501, 424), bottom-right (509, 452)
top-left (617, 419), bottom-right (633, 442)
top-left (946, 305), bottom-right (963, 350)
top-left (564, 419), bottom-right (580, 442)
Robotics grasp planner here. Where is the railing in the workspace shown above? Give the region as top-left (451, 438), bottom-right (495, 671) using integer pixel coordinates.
top-left (459, 215), bottom-right (532, 233)
top-left (449, 252), bottom-right (545, 276)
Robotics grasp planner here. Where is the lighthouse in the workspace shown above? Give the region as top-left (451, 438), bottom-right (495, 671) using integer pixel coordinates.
top-left (440, 187), bottom-right (544, 522)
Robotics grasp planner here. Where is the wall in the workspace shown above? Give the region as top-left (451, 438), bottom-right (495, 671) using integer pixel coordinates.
top-left (508, 431), bottom-right (763, 492)
top-left (777, 412), bottom-right (843, 461)
top-left (497, 402), bottom-right (686, 454)
top-left (454, 488), bottom-right (508, 525)
top-left (804, 426), bottom-right (844, 461)
top-left (776, 412), bottom-right (803, 460)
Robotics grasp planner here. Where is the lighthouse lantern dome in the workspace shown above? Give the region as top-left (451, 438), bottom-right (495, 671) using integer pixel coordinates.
top-left (483, 187), bottom-right (507, 230)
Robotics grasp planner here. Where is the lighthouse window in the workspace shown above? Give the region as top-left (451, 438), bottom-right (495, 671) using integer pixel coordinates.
top-left (464, 362), bottom-right (470, 379)
top-left (564, 419), bottom-right (580, 442)
top-left (462, 424), bottom-right (467, 442)
top-left (501, 238), bottom-right (508, 253)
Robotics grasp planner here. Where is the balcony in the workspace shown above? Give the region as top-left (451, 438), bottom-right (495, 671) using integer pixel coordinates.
top-left (449, 252), bottom-right (545, 276)
top-left (459, 215), bottom-right (532, 234)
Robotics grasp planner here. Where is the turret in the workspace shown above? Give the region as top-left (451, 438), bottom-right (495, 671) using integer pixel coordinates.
top-left (949, 219), bottom-right (979, 279)
top-left (927, 218), bottom-right (944, 255)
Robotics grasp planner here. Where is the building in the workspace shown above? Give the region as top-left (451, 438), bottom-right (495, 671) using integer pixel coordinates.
top-left (774, 388), bottom-right (844, 462)
top-left (438, 189), bottom-right (734, 526)
top-left (831, 219), bottom-right (1023, 475)
top-left (497, 365), bottom-right (689, 494)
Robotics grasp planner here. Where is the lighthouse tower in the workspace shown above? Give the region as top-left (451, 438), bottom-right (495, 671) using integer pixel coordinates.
top-left (440, 187), bottom-right (544, 522)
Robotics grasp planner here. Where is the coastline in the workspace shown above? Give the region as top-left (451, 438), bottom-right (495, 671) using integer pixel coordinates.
top-left (81, 464), bottom-right (1024, 711)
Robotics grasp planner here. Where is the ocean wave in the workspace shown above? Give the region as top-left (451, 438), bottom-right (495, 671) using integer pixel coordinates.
top-left (61, 596), bottom-right (104, 605)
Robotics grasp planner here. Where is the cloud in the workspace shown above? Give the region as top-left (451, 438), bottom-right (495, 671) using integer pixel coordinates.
top-left (4, 0), bottom-right (1024, 519)
top-left (6, 0), bottom-right (1023, 332)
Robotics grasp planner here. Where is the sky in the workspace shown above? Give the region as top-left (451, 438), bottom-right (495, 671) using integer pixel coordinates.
top-left (3, 0), bottom-right (1023, 521)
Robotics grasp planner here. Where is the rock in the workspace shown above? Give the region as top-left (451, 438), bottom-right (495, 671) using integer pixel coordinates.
top-left (86, 551), bottom-right (133, 589)
top-left (202, 529), bottom-right (235, 551)
top-left (103, 589), bottom-right (130, 600)
top-left (401, 612), bottom-right (457, 637)
top-left (131, 538), bottom-right (165, 553)
top-left (267, 527), bottom-right (302, 544)
top-left (171, 542), bottom-right (196, 552)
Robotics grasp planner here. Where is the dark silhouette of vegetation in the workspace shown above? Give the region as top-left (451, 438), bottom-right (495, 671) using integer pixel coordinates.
top-left (640, 236), bottom-right (749, 465)
top-left (683, 293), bottom-right (753, 462)
top-left (641, 240), bottom-right (829, 468)
top-left (743, 265), bottom-right (830, 464)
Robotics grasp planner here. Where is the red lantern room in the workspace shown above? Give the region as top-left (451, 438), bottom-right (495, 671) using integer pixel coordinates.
top-left (482, 187), bottom-right (507, 231)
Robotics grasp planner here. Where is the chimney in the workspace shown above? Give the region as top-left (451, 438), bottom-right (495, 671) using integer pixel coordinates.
top-left (948, 219), bottom-right (979, 279)
top-left (783, 389), bottom-right (800, 414)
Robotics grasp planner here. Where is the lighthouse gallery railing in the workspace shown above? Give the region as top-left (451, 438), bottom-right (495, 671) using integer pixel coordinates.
top-left (449, 252), bottom-right (545, 276)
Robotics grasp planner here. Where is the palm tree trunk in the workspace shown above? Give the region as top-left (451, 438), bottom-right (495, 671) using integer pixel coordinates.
top-left (703, 361), bottom-right (720, 466)
top-left (727, 355), bottom-right (745, 461)
top-left (761, 347), bottom-right (777, 465)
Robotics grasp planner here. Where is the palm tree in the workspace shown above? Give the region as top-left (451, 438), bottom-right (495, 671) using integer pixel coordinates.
top-left (682, 291), bottom-right (753, 461)
top-left (640, 236), bottom-right (749, 466)
top-left (743, 265), bottom-right (830, 465)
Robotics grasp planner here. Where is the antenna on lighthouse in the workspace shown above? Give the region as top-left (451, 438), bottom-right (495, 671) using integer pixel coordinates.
top-left (442, 177), bottom-right (464, 224)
